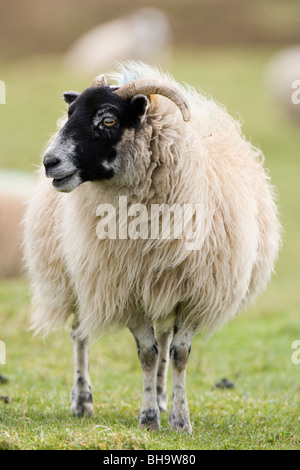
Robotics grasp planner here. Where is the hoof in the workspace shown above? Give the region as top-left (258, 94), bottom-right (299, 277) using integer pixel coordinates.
top-left (71, 390), bottom-right (93, 417)
top-left (170, 421), bottom-right (193, 434)
top-left (169, 410), bottom-right (192, 433)
top-left (139, 408), bottom-right (160, 431)
top-left (157, 392), bottom-right (168, 413)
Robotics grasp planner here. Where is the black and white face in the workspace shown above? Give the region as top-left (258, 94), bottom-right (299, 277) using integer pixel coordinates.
top-left (43, 86), bottom-right (149, 192)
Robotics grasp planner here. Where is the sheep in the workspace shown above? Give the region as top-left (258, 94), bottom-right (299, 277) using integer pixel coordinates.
top-left (23, 62), bottom-right (281, 433)
top-left (63, 8), bottom-right (172, 75)
top-left (265, 46), bottom-right (300, 121)
top-left (0, 170), bottom-right (35, 278)
top-left (0, 80), bottom-right (5, 104)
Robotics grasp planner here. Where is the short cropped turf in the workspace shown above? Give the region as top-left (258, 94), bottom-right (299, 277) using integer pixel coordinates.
top-left (0, 47), bottom-right (299, 450)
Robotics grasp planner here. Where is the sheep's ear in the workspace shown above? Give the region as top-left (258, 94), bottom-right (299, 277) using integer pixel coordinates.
top-left (130, 94), bottom-right (150, 120)
top-left (63, 91), bottom-right (80, 105)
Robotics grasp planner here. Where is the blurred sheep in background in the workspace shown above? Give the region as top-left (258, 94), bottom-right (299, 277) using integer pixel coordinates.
top-left (63, 8), bottom-right (173, 75)
top-left (0, 170), bottom-right (36, 278)
top-left (265, 46), bottom-right (300, 121)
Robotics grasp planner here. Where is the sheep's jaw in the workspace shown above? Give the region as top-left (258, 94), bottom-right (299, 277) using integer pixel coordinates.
top-left (52, 171), bottom-right (80, 192)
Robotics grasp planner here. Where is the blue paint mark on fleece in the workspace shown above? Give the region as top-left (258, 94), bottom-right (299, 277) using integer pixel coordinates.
top-left (118, 70), bottom-right (143, 86)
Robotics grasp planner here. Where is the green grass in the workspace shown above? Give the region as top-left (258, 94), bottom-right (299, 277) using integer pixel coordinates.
top-left (0, 47), bottom-right (300, 450)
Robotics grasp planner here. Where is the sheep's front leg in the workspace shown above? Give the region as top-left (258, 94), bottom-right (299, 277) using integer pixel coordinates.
top-left (70, 320), bottom-right (93, 417)
top-left (169, 325), bottom-right (194, 433)
top-left (129, 321), bottom-right (160, 431)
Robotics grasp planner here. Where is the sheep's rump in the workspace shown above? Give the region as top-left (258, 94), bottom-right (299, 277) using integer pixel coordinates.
top-left (23, 62), bottom-right (281, 338)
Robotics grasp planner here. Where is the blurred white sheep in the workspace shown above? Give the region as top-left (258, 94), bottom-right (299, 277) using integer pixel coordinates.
top-left (0, 170), bottom-right (35, 278)
top-left (266, 46), bottom-right (300, 120)
top-left (63, 8), bottom-right (173, 75)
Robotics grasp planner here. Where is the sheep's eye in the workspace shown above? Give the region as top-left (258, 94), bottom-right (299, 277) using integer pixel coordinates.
top-left (102, 117), bottom-right (116, 127)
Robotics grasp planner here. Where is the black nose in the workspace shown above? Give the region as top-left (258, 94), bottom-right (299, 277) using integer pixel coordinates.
top-left (43, 152), bottom-right (61, 169)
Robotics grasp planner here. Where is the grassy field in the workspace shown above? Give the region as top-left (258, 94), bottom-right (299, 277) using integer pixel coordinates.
top-left (0, 47), bottom-right (299, 450)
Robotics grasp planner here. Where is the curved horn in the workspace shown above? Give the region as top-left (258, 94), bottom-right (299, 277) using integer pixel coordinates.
top-left (115, 79), bottom-right (191, 122)
top-left (91, 74), bottom-right (108, 87)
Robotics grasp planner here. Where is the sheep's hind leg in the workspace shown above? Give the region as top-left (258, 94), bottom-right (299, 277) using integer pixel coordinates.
top-left (169, 322), bottom-right (194, 433)
top-left (70, 318), bottom-right (93, 417)
top-left (156, 329), bottom-right (173, 413)
top-left (129, 320), bottom-right (160, 431)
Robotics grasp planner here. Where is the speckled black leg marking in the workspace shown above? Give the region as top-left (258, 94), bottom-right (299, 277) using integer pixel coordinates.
top-left (156, 329), bottom-right (173, 412)
top-left (169, 324), bottom-right (194, 433)
top-left (129, 320), bottom-right (160, 431)
top-left (71, 320), bottom-right (93, 417)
